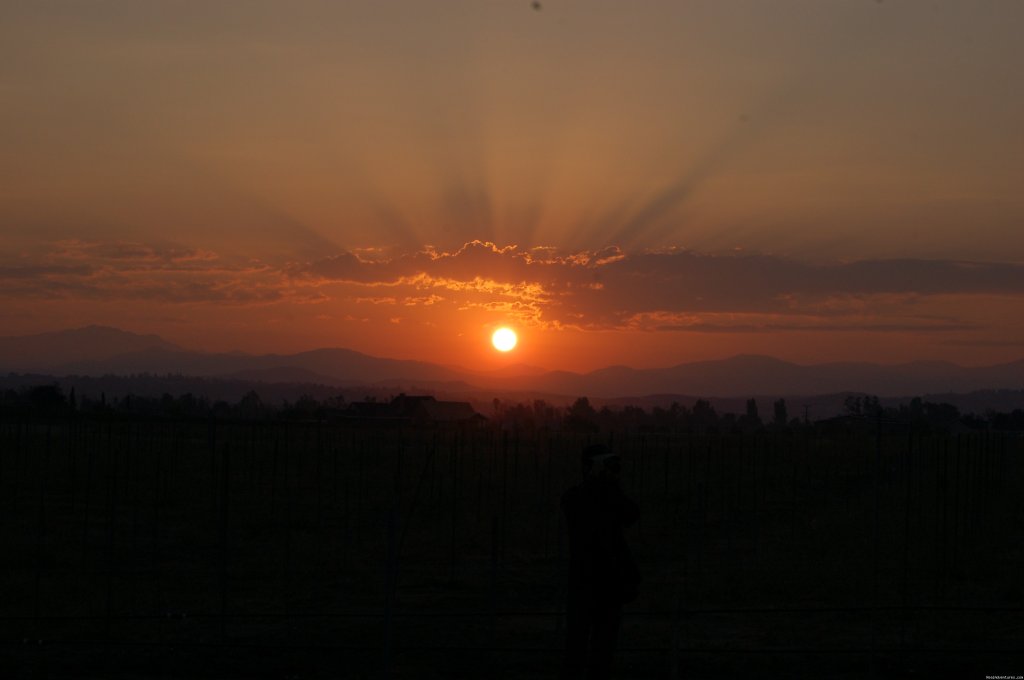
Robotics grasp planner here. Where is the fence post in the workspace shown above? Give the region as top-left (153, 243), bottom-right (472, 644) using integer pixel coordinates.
top-left (32, 425), bottom-right (52, 629)
top-left (219, 432), bottom-right (230, 640)
top-left (152, 422), bottom-right (164, 574)
top-left (333, 428), bottom-right (345, 571)
top-left (726, 435), bottom-right (734, 555)
top-left (669, 587), bottom-right (680, 680)
top-left (270, 429), bottom-right (280, 520)
top-left (545, 438), bottom-right (553, 560)
top-left (11, 420), bottom-right (25, 520)
top-left (869, 413), bottom-right (882, 678)
top-left (637, 434), bottom-right (646, 539)
top-left (939, 437), bottom-right (950, 598)
top-left (952, 434), bottom-right (962, 604)
top-left (68, 418), bottom-right (77, 517)
top-left (490, 512), bottom-right (499, 648)
top-left (382, 507), bottom-right (397, 677)
top-left (355, 431), bottom-right (364, 547)
top-left (130, 423), bottom-right (143, 557)
top-left (103, 420), bottom-right (118, 640)
top-left (901, 431), bottom-right (913, 653)
top-left (209, 419), bottom-right (218, 515)
top-left (80, 423), bottom-right (95, 570)
top-left (750, 434), bottom-right (759, 567)
top-left (315, 420), bottom-right (324, 570)
top-left (450, 438), bottom-right (458, 583)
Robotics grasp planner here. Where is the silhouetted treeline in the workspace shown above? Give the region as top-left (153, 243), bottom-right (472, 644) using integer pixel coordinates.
top-left (538, 396), bottom-right (772, 433)
top-left (0, 384), bottom-right (343, 421)
top-left (0, 372), bottom-right (352, 406)
top-left (837, 394), bottom-right (992, 432)
top-left (498, 395), bottom-right (1007, 434)
top-left (5, 383), bottom-right (1023, 433)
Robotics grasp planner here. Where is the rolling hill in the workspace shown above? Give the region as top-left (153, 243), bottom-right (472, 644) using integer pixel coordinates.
top-left (2, 326), bottom-right (1022, 399)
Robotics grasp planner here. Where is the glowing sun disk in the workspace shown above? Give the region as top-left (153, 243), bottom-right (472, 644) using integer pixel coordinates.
top-left (492, 327), bottom-right (517, 352)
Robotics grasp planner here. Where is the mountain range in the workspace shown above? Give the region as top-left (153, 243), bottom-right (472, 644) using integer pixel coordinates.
top-left (2, 326), bottom-right (1022, 400)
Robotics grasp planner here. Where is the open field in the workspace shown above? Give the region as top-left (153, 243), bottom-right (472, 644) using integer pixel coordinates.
top-left (2, 417), bottom-right (1023, 678)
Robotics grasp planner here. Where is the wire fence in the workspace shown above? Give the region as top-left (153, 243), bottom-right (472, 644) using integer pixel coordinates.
top-left (2, 416), bottom-right (1022, 677)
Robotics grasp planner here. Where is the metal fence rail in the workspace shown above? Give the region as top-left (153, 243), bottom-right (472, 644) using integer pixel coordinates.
top-left (2, 416), bottom-right (1022, 677)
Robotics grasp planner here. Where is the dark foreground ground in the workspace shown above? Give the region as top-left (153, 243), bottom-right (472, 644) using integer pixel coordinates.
top-left (2, 418), bottom-right (1022, 678)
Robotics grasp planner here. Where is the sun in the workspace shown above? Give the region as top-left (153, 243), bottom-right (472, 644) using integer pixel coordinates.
top-left (491, 327), bottom-right (518, 352)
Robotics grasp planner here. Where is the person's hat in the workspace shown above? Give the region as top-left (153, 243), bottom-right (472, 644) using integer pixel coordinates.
top-left (582, 443), bottom-right (618, 467)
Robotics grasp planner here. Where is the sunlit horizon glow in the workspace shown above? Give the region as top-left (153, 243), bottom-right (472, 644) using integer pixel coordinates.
top-left (2, 2), bottom-right (1024, 371)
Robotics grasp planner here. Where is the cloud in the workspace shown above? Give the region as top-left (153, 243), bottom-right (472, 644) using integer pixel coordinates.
top-left (47, 239), bottom-right (220, 265)
top-left (0, 240), bottom-right (322, 306)
top-left (296, 241), bottom-right (1024, 331)
top-left (4, 239), bottom-right (1023, 332)
top-left (637, 313), bottom-right (978, 334)
top-left (0, 264), bottom-right (94, 279)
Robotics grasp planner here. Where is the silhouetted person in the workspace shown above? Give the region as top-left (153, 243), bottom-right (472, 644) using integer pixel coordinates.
top-left (561, 443), bottom-right (640, 680)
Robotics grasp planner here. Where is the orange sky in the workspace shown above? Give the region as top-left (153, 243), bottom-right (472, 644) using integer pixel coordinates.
top-left (2, 2), bottom-right (1023, 371)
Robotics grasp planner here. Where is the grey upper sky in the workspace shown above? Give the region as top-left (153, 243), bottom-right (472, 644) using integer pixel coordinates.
top-left (3, 1), bottom-right (1022, 260)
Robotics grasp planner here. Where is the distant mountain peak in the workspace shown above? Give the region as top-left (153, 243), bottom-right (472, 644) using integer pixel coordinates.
top-left (69, 324), bottom-right (178, 343)
top-left (6, 324), bottom-right (178, 344)
top-left (3, 327), bottom-right (1023, 399)
top-left (0, 325), bottom-right (181, 372)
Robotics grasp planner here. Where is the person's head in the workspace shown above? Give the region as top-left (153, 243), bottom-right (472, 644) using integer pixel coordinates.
top-left (582, 443), bottom-right (620, 480)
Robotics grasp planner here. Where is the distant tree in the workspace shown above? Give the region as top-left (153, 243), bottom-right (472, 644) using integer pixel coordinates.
top-left (924, 401), bottom-right (959, 426)
top-left (992, 409), bottom-right (1024, 430)
top-left (909, 396), bottom-right (924, 421)
top-left (862, 395), bottom-right (882, 417)
top-left (238, 390), bottom-right (265, 419)
top-left (740, 398), bottom-right (762, 431)
top-left (565, 396), bottom-right (598, 432)
top-left (672, 401), bottom-right (692, 429)
top-left (619, 404), bottom-right (648, 430)
top-left (27, 385), bottom-right (68, 416)
top-left (773, 398), bottom-right (788, 427)
top-left (504, 401), bottom-right (535, 430)
top-left (691, 399), bottom-right (718, 431)
top-left (596, 405), bottom-right (617, 430)
top-left (532, 399), bottom-right (560, 428)
top-left (290, 394), bottom-right (322, 420)
top-left (961, 413), bottom-right (988, 430)
top-left (178, 392), bottom-right (201, 417)
top-left (0, 389), bottom-right (18, 412)
top-left (651, 405), bottom-right (676, 430)
top-left (322, 394), bottom-right (346, 411)
top-left (211, 400), bottom-right (232, 419)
